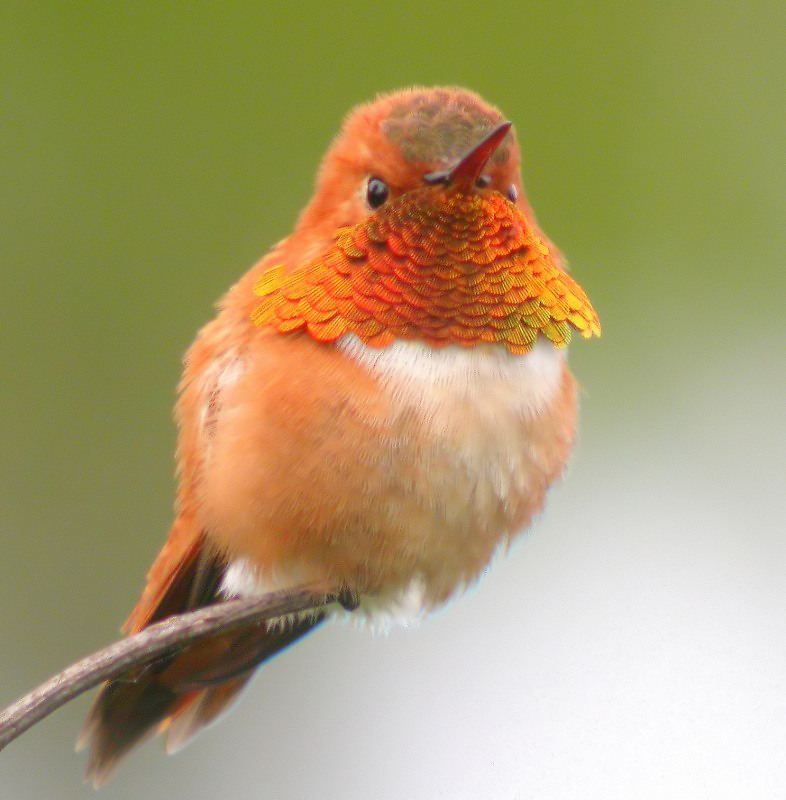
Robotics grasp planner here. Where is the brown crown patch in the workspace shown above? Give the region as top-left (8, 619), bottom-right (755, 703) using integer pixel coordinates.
top-left (382, 88), bottom-right (511, 167)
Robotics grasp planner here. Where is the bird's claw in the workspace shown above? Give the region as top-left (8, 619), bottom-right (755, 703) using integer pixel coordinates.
top-left (337, 588), bottom-right (360, 611)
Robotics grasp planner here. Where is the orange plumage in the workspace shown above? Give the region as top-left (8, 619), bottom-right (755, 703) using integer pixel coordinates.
top-left (253, 188), bottom-right (599, 353)
top-left (79, 86), bottom-right (600, 785)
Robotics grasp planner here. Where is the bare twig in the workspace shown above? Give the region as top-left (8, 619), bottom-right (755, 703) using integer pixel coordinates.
top-left (0, 586), bottom-right (336, 752)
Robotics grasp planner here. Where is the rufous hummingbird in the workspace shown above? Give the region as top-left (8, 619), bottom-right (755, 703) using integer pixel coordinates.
top-left (78, 86), bottom-right (600, 785)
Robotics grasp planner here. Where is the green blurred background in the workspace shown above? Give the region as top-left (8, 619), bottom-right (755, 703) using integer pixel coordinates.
top-left (1, 3), bottom-right (783, 798)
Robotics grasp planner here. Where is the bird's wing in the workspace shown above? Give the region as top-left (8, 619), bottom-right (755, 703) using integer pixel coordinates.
top-left (123, 510), bottom-right (215, 634)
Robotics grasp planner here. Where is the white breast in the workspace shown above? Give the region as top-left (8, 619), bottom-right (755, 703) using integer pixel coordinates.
top-left (338, 334), bottom-right (565, 422)
top-left (339, 333), bottom-right (567, 551)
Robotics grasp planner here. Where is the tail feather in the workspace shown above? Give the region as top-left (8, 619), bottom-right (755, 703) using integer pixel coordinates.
top-left (167, 615), bottom-right (324, 689)
top-left (79, 517), bottom-right (325, 786)
top-left (163, 675), bottom-right (254, 755)
top-left (79, 675), bottom-right (185, 787)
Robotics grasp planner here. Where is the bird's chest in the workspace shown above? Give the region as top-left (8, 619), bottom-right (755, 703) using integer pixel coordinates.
top-left (338, 335), bottom-right (567, 534)
top-left (200, 332), bottom-right (571, 612)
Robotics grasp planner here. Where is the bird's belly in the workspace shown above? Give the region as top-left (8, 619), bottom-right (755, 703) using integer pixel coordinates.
top-left (198, 334), bottom-right (576, 615)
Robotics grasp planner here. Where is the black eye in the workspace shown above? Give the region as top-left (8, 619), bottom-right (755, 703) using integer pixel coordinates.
top-left (366, 177), bottom-right (389, 209)
top-left (507, 184), bottom-right (519, 203)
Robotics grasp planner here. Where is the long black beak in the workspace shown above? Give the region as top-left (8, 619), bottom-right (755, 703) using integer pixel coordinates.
top-left (445, 121), bottom-right (512, 186)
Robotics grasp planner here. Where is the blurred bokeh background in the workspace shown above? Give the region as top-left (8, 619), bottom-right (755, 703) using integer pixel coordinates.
top-left (1, 3), bottom-right (783, 798)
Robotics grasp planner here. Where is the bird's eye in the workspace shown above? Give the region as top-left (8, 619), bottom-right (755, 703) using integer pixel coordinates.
top-left (475, 175), bottom-right (492, 188)
top-left (506, 185), bottom-right (519, 203)
top-left (366, 177), bottom-right (389, 209)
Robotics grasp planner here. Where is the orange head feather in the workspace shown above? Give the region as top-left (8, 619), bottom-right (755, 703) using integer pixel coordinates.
top-left (252, 87), bottom-right (600, 354)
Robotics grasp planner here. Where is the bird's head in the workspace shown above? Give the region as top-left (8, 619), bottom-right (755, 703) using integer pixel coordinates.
top-left (253, 87), bottom-right (600, 353)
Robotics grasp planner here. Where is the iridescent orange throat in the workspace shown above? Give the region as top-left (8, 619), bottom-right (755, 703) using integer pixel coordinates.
top-left (252, 188), bottom-right (600, 354)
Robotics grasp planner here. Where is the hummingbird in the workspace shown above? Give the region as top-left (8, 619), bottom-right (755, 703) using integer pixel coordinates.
top-left (78, 86), bottom-right (600, 784)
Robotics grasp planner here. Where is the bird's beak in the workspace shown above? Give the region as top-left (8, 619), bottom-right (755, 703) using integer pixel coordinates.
top-left (447, 121), bottom-right (512, 187)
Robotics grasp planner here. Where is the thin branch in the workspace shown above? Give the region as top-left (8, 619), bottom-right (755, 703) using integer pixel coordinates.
top-left (0, 586), bottom-right (336, 752)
